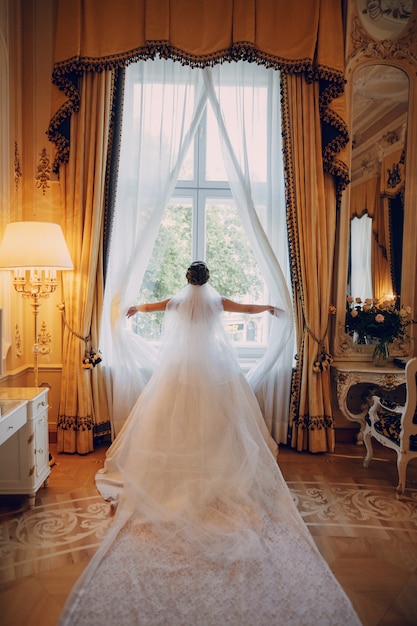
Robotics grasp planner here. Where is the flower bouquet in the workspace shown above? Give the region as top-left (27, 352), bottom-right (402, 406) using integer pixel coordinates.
top-left (345, 297), bottom-right (415, 365)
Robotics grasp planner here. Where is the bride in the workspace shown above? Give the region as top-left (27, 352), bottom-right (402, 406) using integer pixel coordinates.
top-left (58, 262), bottom-right (361, 626)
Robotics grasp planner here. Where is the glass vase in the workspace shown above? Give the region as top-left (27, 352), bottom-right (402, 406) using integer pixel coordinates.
top-left (372, 341), bottom-right (389, 367)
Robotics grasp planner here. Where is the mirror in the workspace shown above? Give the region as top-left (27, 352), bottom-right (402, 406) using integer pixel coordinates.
top-left (333, 1), bottom-right (417, 361)
top-left (333, 62), bottom-right (413, 359)
top-left (348, 64), bottom-right (408, 311)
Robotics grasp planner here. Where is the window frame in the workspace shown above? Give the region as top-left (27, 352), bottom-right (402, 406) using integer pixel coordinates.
top-left (170, 108), bottom-right (271, 361)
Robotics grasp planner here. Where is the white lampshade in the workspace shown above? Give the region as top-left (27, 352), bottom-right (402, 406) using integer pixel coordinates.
top-left (0, 221), bottom-right (74, 270)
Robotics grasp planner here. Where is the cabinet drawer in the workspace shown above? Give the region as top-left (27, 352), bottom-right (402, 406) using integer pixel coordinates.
top-left (0, 401), bottom-right (27, 445)
top-left (27, 394), bottom-right (48, 419)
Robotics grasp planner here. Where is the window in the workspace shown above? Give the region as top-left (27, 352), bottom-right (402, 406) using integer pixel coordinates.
top-left (130, 98), bottom-right (271, 354)
top-left (349, 214), bottom-right (373, 301)
top-left (103, 59), bottom-right (293, 436)
top-left (108, 59), bottom-right (289, 363)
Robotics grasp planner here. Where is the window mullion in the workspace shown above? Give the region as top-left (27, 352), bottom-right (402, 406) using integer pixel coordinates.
top-left (196, 190), bottom-right (206, 260)
top-left (187, 189), bottom-right (198, 261)
top-left (197, 111), bottom-right (207, 187)
top-left (195, 113), bottom-right (206, 261)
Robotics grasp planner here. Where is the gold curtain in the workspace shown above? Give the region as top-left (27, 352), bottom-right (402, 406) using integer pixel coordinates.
top-left (48, 0), bottom-right (347, 174)
top-left (349, 177), bottom-right (379, 220)
top-left (372, 149), bottom-right (406, 300)
top-left (57, 71), bottom-right (112, 454)
top-left (372, 195), bottom-right (394, 301)
top-left (48, 0), bottom-right (348, 454)
top-left (282, 73), bottom-right (341, 453)
top-left (53, 0), bottom-right (322, 62)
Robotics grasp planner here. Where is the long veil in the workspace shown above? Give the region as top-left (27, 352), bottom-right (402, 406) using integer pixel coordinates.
top-left (97, 284), bottom-right (283, 558)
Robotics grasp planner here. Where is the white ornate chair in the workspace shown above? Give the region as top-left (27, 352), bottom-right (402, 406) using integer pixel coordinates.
top-left (363, 357), bottom-right (417, 497)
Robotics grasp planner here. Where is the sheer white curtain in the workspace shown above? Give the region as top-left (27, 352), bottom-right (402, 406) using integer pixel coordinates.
top-left (350, 215), bottom-right (373, 302)
top-left (101, 59), bottom-right (207, 436)
top-left (203, 64), bottom-right (294, 442)
top-left (102, 58), bottom-right (293, 442)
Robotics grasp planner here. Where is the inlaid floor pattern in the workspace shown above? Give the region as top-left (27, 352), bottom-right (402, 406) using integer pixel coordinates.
top-left (0, 441), bottom-right (416, 626)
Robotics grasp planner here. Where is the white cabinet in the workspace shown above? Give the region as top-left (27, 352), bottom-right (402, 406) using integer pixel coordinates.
top-left (0, 388), bottom-right (50, 508)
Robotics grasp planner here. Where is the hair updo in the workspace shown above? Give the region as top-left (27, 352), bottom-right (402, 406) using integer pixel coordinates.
top-left (186, 261), bottom-right (210, 286)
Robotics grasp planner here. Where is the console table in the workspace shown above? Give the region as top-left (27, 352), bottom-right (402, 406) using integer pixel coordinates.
top-left (331, 361), bottom-right (408, 442)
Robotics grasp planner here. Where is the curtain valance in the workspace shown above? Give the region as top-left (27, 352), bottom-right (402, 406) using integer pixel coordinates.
top-left (52, 0), bottom-right (341, 70)
top-left (350, 177), bottom-right (380, 219)
top-left (47, 0), bottom-right (349, 186)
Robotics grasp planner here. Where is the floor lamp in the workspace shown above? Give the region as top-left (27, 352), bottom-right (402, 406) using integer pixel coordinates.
top-left (0, 221), bottom-right (74, 387)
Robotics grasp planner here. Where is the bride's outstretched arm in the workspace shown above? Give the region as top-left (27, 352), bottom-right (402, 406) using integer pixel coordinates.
top-left (222, 298), bottom-right (282, 316)
top-left (126, 299), bottom-right (170, 318)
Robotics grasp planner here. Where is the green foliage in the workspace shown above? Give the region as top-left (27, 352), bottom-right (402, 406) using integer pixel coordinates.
top-left (131, 201), bottom-right (264, 340)
top-left (206, 204), bottom-right (263, 301)
top-left (133, 203), bottom-right (191, 339)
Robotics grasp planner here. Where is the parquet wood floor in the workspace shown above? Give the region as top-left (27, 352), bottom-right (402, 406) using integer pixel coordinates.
top-left (0, 440), bottom-right (416, 626)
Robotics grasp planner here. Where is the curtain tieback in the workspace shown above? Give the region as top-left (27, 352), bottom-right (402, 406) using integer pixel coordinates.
top-left (57, 303), bottom-right (102, 369)
top-left (304, 321), bottom-right (333, 374)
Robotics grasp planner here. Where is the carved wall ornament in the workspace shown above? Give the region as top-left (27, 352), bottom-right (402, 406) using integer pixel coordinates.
top-left (382, 130), bottom-right (399, 145)
top-left (363, 1), bottom-right (413, 24)
top-left (15, 324), bottom-right (22, 358)
top-left (14, 142), bottom-right (22, 191)
top-left (359, 153), bottom-right (380, 175)
top-left (349, 12), bottom-right (417, 65)
top-left (38, 321), bottom-right (52, 355)
top-left (36, 148), bottom-right (52, 195)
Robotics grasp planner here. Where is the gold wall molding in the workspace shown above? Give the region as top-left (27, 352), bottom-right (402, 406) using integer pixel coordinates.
top-left (349, 13), bottom-right (417, 65)
top-left (35, 147), bottom-right (52, 195)
top-left (15, 324), bottom-right (22, 358)
top-left (38, 320), bottom-right (52, 355)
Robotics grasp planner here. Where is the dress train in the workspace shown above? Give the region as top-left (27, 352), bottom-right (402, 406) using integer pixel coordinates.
top-left (58, 285), bottom-right (361, 625)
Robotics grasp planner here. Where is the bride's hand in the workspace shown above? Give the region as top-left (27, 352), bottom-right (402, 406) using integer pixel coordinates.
top-left (126, 306), bottom-right (138, 318)
top-left (268, 306), bottom-right (282, 317)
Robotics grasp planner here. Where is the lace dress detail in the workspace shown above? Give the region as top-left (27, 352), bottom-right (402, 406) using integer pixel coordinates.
top-left (59, 285), bottom-right (361, 625)
top-left (59, 513), bottom-right (360, 626)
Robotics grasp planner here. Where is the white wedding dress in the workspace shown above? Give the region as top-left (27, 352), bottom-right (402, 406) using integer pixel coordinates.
top-left (58, 285), bottom-right (361, 626)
